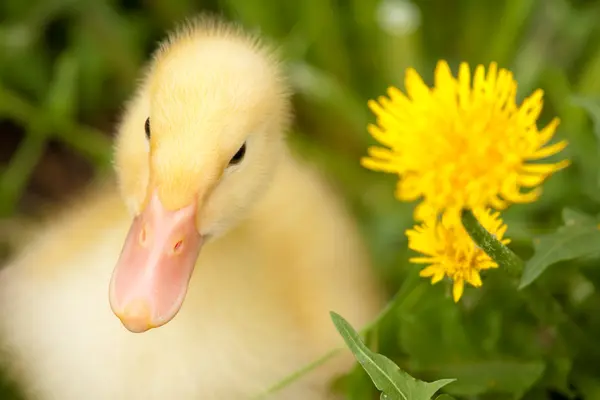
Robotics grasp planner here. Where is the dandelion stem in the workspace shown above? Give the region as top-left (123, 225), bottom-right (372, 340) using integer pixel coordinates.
top-left (460, 208), bottom-right (524, 277)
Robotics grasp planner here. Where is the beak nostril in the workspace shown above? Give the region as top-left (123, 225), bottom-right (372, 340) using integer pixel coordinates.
top-left (173, 239), bottom-right (184, 254)
top-left (139, 225), bottom-right (147, 246)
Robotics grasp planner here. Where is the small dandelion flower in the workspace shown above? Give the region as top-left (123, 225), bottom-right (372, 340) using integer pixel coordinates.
top-left (406, 208), bottom-right (510, 302)
top-left (362, 60), bottom-right (570, 222)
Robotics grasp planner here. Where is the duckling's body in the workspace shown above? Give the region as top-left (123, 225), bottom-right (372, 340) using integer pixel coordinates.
top-left (0, 16), bottom-right (382, 400)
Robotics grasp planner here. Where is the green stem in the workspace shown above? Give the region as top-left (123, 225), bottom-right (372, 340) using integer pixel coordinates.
top-left (460, 209), bottom-right (524, 277)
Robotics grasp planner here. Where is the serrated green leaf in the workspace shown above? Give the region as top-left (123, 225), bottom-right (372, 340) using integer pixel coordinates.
top-left (519, 213), bottom-right (600, 289)
top-left (330, 312), bottom-right (455, 400)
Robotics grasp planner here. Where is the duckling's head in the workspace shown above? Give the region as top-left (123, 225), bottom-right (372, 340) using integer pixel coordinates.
top-left (109, 16), bottom-right (291, 333)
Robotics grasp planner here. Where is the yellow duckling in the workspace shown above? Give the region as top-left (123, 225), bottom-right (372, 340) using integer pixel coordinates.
top-left (0, 15), bottom-right (382, 400)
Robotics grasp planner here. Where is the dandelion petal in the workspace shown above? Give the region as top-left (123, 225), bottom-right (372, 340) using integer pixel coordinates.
top-left (453, 279), bottom-right (465, 302)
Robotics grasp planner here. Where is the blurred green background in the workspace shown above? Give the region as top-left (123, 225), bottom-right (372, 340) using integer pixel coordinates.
top-left (2, 0), bottom-right (600, 399)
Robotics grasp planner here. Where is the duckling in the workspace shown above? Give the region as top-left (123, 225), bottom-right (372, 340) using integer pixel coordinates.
top-left (0, 15), bottom-right (383, 400)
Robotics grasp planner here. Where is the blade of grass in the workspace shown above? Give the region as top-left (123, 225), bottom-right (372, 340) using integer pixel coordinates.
top-left (0, 123), bottom-right (49, 216)
top-left (484, 0), bottom-right (536, 65)
top-left (0, 85), bottom-right (111, 168)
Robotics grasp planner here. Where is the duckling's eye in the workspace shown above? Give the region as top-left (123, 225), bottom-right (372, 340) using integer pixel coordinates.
top-left (144, 117), bottom-right (151, 139)
top-left (228, 142), bottom-right (246, 166)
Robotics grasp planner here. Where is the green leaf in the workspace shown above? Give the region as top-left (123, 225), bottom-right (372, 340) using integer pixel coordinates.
top-left (519, 210), bottom-right (600, 289)
top-left (330, 312), bottom-right (455, 400)
top-left (561, 207), bottom-right (597, 226)
top-left (434, 395), bottom-right (456, 400)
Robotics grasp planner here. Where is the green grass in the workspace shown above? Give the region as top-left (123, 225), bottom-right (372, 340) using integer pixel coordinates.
top-left (2, 0), bottom-right (600, 398)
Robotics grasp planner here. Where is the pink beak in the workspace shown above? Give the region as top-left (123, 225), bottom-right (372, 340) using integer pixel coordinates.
top-left (109, 192), bottom-right (202, 333)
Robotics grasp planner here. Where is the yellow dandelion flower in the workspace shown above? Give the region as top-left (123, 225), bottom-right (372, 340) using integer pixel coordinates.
top-left (406, 208), bottom-right (510, 302)
top-left (362, 60), bottom-right (569, 222)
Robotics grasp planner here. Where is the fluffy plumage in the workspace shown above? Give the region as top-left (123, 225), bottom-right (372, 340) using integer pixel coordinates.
top-left (0, 15), bottom-right (382, 399)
